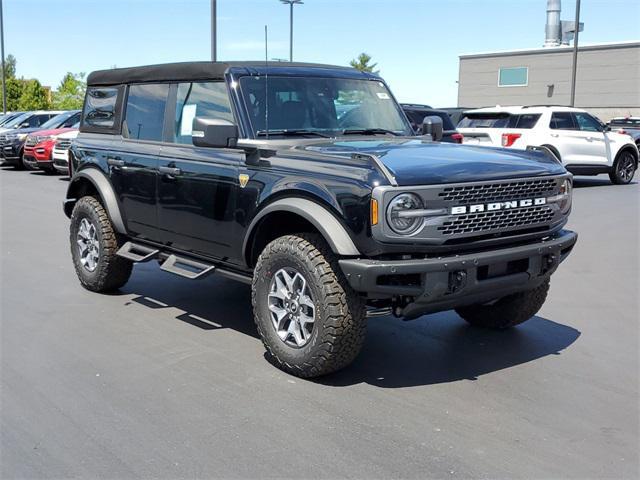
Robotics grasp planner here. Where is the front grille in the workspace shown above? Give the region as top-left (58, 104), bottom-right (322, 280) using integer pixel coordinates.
top-left (56, 139), bottom-right (71, 150)
top-left (0, 135), bottom-right (7, 144)
top-left (438, 205), bottom-right (555, 236)
top-left (438, 178), bottom-right (557, 204)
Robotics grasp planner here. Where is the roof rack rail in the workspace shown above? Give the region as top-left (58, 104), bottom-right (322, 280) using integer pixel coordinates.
top-left (522, 104), bottom-right (571, 108)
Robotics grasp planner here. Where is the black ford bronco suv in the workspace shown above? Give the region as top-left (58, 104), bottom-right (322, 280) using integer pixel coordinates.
top-left (64, 62), bottom-right (577, 378)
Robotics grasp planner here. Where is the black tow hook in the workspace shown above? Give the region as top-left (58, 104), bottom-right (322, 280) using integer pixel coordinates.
top-left (449, 270), bottom-right (467, 293)
top-left (543, 254), bottom-right (557, 273)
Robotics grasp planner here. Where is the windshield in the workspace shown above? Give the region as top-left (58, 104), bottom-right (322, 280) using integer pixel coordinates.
top-left (238, 76), bottom-right (411, 137)
top-left (40, 111), bottom-right (75, 129)
top-left (4, 112), bottom-right (31, 129)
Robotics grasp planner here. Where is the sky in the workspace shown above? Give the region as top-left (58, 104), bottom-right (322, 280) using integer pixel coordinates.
top-left (4, 0), bottom-right (639, 107)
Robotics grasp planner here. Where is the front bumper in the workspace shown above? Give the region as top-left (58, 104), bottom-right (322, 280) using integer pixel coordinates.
top-left (1, 142), bottom-right (22, 163)
top-left (339, 230), bottom-right (577, 319)
top-left (22, 155), bottom-right (39, 169)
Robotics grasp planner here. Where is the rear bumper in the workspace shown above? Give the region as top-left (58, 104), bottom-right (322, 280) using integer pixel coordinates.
top-left (339, 230), bottom-right (577, 319)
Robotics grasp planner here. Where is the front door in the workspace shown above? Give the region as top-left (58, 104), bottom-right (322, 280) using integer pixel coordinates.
top-left (155, 81), bottom-right (242, 261)
top-left (572, 112), bottom-right (609, 166)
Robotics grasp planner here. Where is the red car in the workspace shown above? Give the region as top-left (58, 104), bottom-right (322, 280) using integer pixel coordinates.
top-left (23, 127), bottom-right (77, 173)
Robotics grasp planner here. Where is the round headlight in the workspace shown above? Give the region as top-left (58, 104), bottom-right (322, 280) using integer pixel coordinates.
top-left (559, 178), bottom-right (573, 213)
top-left (386, 193), bottom-right (425, 235)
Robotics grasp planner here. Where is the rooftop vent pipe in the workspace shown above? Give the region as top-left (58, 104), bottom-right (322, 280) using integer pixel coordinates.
top-left (544, 0), bottom-right (562, 47)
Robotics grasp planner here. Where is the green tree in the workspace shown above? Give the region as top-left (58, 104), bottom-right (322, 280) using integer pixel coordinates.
top-left (17, 79), bottom-right (50, 110)
top-left (2, 54), bottom-right (17, 79)
top-left (349, 53), bottom-right (378, 73)
top-left (4, 77), bottom-right (24, 111)
top-left (52, 72), bottom-right (86, 110)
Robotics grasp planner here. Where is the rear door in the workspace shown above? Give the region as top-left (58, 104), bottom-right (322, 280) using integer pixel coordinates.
top-left (156, 81), bottom-right (243, 261)
top-left (110, 83), bottom-right (169, 239)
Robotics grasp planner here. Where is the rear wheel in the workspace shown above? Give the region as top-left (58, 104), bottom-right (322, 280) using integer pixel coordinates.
top-left (455, 280), bottom-right (550, 329)
top-left (609, 150), bottom-right (636, 184)
top-left (70, 196), bottom-right (132, 292)
top-left (252, 233), bottom-right (366, 378)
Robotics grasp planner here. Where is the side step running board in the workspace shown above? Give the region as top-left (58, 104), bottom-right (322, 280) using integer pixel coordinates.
top-left (117, 242), bottom-right (160, 262)
top-left (160, 254), bottom-right (216, 280)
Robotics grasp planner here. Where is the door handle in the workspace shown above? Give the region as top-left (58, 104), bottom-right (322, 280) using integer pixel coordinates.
top-left (159, 166), bottom-right (181, 176)
top-left (107, 157), bottom-right (125, 167)
top-left (550, 133), bottom-right (559, 138)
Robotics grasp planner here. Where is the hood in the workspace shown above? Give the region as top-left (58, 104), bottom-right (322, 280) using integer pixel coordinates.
top-left (298, 138), bottom-right (566, 185)
top-left (28, 127), bottom-right (75, 138)
top-left (56, 129), bottom-right (79, 139)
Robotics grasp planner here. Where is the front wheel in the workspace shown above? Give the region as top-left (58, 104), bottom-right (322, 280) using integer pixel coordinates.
top-left (609, 151), bottom-right (637, 185)
top-left (70, 196), bottom-right (133, 292)
top-left (455, 280), bottom-right (550, 329)
top-left (252, 233), bottom-right (366, 378)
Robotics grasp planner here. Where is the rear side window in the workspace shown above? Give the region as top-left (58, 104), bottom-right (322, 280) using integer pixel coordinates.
top-left (550, 112), bottom-right (577, 130)
top-left (61, 112), bottom-right (81, 128)
top-left (82, 87), bottom-right (121, 131)
top-left (173, 82), bottom-right (233, 144)
top-left (509, 114), bottom-right (541, 129)
top-left (125, 84), bottom-right (170, 141)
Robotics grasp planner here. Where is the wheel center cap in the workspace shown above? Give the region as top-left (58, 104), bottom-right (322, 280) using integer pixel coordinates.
top-left (290, 300), bottom-right (298, 313)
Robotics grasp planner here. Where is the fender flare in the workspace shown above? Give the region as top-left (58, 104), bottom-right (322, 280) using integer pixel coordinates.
top-left (243, 198), bottom-right (361, 259)
top-left (65, 169), bottom-right (127, 234)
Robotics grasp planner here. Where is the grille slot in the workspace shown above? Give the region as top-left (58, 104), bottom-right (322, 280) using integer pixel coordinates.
top-left (438, 206), bottom-right (555, 236)
top-left (439, 178), bottom-right (557, 204)
top-left (0, 135), bottom-right (7, 143)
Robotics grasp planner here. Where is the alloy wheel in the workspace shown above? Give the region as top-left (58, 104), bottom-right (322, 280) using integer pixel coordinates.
top-left (77, 218), bottom-right (100, 272)
top-left (268, 267), bottom-right (316, 348)
top-left (617, 153), bottom-right (636, 183)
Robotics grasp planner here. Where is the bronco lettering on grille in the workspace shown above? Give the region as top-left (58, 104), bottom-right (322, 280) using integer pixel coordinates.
top-left (451, 198), bottom-right (547, 215)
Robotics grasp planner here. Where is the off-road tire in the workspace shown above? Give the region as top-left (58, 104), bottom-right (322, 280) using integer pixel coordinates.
top-left (608, 150), bottom-right (636, 185)
top-left (455, 279), bottom-right (550, 329)
top-left (252, 233), bottom-right (366, 378)
top-left (70, 196), bottom-right (132, 292)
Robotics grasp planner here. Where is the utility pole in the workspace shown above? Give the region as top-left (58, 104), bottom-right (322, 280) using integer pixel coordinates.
top-left (280, 0), bottom-right (303, 62)
top-left (211, 0), bottom-right (217, 61)
top-left (569, 0), bottom-right (581, 107)
top-left (1, 0), bottom-right (6, 114)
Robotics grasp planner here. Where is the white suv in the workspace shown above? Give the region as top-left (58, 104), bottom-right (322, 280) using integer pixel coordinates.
top-left (457, 106), bottom-right (638, 184)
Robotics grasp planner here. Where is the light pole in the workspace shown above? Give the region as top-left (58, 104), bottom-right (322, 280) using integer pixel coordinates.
top-left (0, 0), bottom-right (6, 114)
top-left (211, 0), bottom-right (217, 61)
top-left (569, 0), bottom-right (581, 107)
top-left (279, 0), bottom-right (303, 62)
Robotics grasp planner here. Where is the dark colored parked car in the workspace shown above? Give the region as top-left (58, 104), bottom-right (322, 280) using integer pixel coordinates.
top-left (401, 104), bottom-right (463, 143)
top-left (441, 107), bottom-right (472, 126)
top-left (608, 117), bottom-right (640, 147)
top-left (1, 110), bottom-right (80, 169)
top-left (64, 62), bottom-right (577, 378)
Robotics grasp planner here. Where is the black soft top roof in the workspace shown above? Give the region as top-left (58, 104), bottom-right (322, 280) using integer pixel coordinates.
top-left (87, 61), bottom-right (370, 86)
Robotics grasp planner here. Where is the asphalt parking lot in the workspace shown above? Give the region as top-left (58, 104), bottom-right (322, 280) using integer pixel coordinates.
top-left (1, 167), bottom-right (638, 479)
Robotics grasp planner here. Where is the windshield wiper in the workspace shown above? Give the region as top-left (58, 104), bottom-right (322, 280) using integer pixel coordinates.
top-left (341, 128), bottom-right (400, 136)
top-left (256, 129), bottom-right (330, 138)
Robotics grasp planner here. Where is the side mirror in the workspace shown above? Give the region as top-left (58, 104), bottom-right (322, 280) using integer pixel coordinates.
top-left (19, 122), bottom-right (30, 128)
top-left (421, 115), bottom-right (443, 141)
top-left (192, 117), bottom-right (238, 148)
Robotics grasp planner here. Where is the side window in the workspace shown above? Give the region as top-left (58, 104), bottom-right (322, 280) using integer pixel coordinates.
top-left (29, 114), bottom-right (49, 127)
top-left (509, 114), bottom-right (541, 129)
top-left (574, 112), bottom-right (603, 132)
top-left (174, 82), bottom-right (233, 144)
top-left (550, 112), bottom-right (576, 130)
top-left (83, 87), bottom-right (120, 130)
top-left (125, 84), bottom-right (169, 141)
